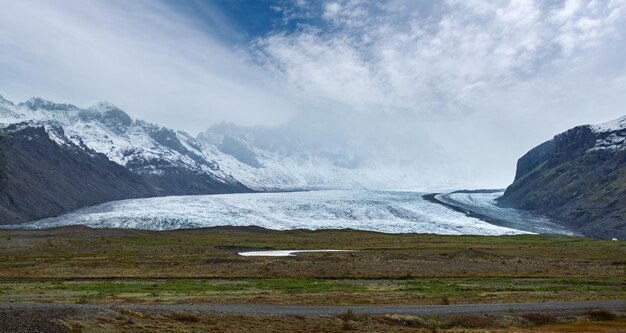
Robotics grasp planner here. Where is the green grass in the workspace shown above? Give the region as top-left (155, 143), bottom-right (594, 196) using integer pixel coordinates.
top-left (59, 278), bottom-right (365, 295)
top-left (0, 226), bottom-right (624, 304)
top-left (401, 277), bottom-right (626, 297)
top-left (0, 278), bottom-right (368, 300)
top-left (0, 277), bottom-right (623, 304)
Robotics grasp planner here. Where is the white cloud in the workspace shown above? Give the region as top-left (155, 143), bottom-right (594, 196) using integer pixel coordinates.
top-left (323, 2), bottom-right (342, 18)
top-left (0, 0), bottom-right (625, 188)
top-left (255, 0), bottom-right (626, 187)
top-left (0, 0), bottom-right (298, 132)
top-left (550, 0), bottom-right (624, 55)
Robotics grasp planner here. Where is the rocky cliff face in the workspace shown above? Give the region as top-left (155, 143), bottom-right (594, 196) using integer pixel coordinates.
top-left (499, 117), bottom-right (626, 239)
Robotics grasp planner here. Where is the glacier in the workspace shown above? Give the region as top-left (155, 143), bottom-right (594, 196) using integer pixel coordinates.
top-left (437, 191), bottom-right (577, 235)
top-left (0, 95), bottom-right (582, 236)
top-left (21, 190), bottom-right (537, 235)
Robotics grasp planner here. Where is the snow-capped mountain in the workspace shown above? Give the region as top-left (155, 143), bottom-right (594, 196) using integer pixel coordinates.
top-left (197, 122), bottom-right (458, 191)
top-left (499, 114), bottom-right (626, 239)
top-left (0, 97), bottom-right (235, 185)
top-left (0, 92), bottom-right (466, 225)
top-left (1, 94), bottom-right (419, 193)
top-left (196, 122), bottom-right (372, 190)
top-left (0, 96), bottom-right (454, 194)
top-left (1, 94), bottom-right (423, 223)
top-left (589, 115), bottom-right (626, 152)
top-left (0, 95), bottom-right (257, 224)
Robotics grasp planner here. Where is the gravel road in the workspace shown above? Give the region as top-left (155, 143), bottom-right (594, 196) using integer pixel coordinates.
top-left (1, 299), bottom-right (624, 317)
top-left (1, 300), bottom-right (624, 332)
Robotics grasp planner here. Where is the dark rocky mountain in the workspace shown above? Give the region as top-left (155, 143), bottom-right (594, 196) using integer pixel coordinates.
top-left (0, 124), bottom-right (153, 223)
top-left (499, 116), bottom-right (626, 239)
top-left (0, 122), bottom-right (251, 225)
top-left (0, 93), bottom-right (258, 225)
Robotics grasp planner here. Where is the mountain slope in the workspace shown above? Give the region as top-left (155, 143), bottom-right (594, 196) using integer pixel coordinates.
top-left (196, 122), bottom-right (365, 190)
top-left (0, 95), bottom-right (379, 193)
top-left (499, 116), bottom-right (626, 239)
top-left (0, 96), bottom-right (251, 224)
top-left (0, 123), bottom-right (155, 223)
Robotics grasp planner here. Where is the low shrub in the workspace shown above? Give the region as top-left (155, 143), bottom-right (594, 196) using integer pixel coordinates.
top-left (168, 312), bottom-right (201, 322)
top-left (338, 309), bottom-right (357, 322)
top-left (586, 309), bottom-right (617, 321)
top-left (374, 315), bottom-right (434, 329)
top-left (446, 314), bottom-right (496, 328)
top-left (118, 308), bottom-right (145, 319)
top-left (521, 312), bottom-right (558, 325)
top-left (341, 321), bottom-right (356, 330)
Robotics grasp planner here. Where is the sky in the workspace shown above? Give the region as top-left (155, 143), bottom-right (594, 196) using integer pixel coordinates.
top-left (0, 0), bottom-right (625, 188)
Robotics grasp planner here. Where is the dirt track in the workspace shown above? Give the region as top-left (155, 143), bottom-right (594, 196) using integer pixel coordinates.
top-left (1, 300), bottom-right (624, 332)
top-left (1, 299), bottom-right (625, 316)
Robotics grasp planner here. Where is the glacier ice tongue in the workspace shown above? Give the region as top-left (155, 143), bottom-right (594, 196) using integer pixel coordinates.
top-left (23, 190), bottom-right (532, 236)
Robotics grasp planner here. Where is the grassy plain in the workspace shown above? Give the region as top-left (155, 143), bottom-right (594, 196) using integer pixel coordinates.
top-left (0, 226), bottom-right (624, 305)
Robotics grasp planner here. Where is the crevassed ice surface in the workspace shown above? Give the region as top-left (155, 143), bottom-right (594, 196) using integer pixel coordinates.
top-left (22, 190), bottom-right (529, 235)
top-left (437, 191), bottom-right (576, 235)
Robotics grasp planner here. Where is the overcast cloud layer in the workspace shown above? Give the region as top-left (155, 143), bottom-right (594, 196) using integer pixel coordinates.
top-left (1, 0), bottom-right (625, 188)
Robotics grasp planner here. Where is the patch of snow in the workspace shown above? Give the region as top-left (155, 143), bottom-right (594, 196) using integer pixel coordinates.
top-left (591, 115), bottom-right (626, 133)
top-left (43, 123), bottom-right (71, 146)
top-left (587, 133), bottom-right (626, 153)
top-left (238, 250), bottom-right (352, 256)
top-left (88, 101), bottom-right (119, 111)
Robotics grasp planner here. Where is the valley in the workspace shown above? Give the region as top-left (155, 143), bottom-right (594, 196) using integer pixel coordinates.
top-left (2, 94), bottom-right (625, 332)
top-left (3, 1), bottom-right (626, 331)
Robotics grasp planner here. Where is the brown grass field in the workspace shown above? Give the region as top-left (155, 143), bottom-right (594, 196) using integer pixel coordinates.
top-left (0, 225), bottom-right (625, 332)
top-left (50, 308), bottom-right (626, 333)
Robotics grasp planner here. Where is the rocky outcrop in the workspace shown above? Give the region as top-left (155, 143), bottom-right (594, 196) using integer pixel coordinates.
top-left (218, 136), bottom-right (262, 168)
top-left (499, 118), bottom-right (626, 239)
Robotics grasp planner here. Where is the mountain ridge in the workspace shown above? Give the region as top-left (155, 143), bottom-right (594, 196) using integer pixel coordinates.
top-left (0, 94), bottom-right (399, 224)
top-left (0, 96), bottom-right (255, 224)
top-left (0, 123), bottom-right (155, 223)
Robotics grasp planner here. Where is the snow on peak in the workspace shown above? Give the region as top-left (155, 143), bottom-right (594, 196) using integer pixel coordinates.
top-left (0, 94), bottom-right (443, 191)
top-left (19, 97), bottom-right (79, 112)
top-left (0, 94), bottom-right (13, 106)
top-left (88, 101), bottom-right (120, 112)
top-left (83, 101), bottom-right (133, 130)
top-left (587, 115), bottom-right (626, 153)
top-left (591, 115), bottom-right (626, 133)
